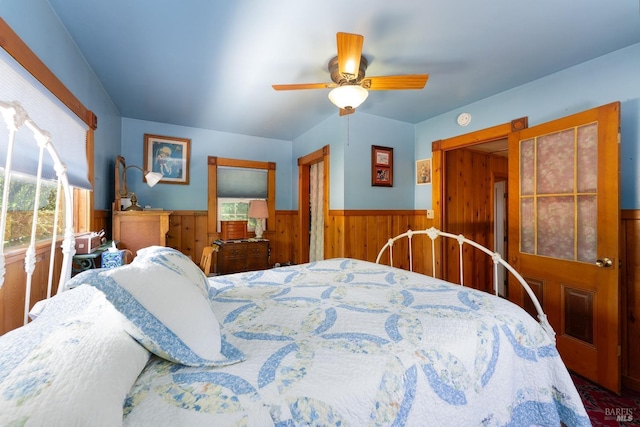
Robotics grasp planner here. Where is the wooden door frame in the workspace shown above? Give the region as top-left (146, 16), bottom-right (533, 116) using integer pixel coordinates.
top-left (297, 145), bottom-right (330, 264)
top-left (431, 118), bottom-right (528, 278)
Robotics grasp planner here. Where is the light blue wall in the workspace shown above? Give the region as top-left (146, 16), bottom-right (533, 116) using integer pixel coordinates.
top-left (121, 118), bottom-right (293, 211)
top-left (293, 112), bottom-right (415, 209)
top-left (0, 0), bottom-right (122, 210)
top-left (342, 114), bottom-right (415, 209)
top-left (292, 114), bottom-right (345, 209)
top-left (415, 42), bottom-right (640, 210)
top-left (4, 1), bottom-right (639, 213)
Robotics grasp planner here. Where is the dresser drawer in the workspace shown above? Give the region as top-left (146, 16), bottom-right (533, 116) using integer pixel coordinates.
top-left (246, 242), bottom-right (269, 271)
top-left (246, 244), bottom-right (267, 258)
top-left (214, 240), bottom-right (269, 275)
top-left (222, 245), bottom-right (247, 259)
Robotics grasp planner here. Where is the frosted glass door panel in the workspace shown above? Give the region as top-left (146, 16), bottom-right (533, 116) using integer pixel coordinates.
top-left (537, 196), bottom-right (575, 259)
top-left (537, 129), bottom-right (574, 194)
top-left (577, 123), bottom-right (598, 193)
top-left (519, 123), bottom-right (598, 263)
top-left (577, 195), bottom-right (597, 263)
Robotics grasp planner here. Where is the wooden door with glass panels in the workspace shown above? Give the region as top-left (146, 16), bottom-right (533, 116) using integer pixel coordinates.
top-left (507, 102), bottom-right (620, 392)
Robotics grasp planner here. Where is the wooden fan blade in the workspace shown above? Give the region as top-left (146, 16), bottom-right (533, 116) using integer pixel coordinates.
top-left (362, 74), bottom-right (429, 90)
top-left (336, 32), bottom-right (363, 78)
top-left (272, 83), bottom-right (335, 91)
top-left (339, 107), bottom-right (356, 116)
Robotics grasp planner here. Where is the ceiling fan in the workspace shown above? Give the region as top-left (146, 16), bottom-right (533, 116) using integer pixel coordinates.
top-left (272, 32), bottom-right (429, 116)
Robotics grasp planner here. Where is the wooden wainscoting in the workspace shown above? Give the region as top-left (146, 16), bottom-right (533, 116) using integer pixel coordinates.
top-left (443, 148), bottom-right (508, 294)
top-left (166, 210), bottom-right (209, 262)
top-left (93, 209), bottom-right (111, 239)
top-left (163, 209), bottom-right (434, 271)
top-left (165, 210), bottom-right (299, 267)
top-left (622, 210), bottom-right (640, 392)
top-left (326, 210), bottom-right (435, 275)
top-left (0, 242), bottom-right (63, 335)
top-left (272, 210), bottom-right (298, 266)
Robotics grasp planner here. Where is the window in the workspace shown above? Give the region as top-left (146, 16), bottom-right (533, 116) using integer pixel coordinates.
top-left (207, 157), bottom-right (275, 238)
top-left (219, 198), bottom-right (249, 221)
top-left (0, 169), bottom-right (63, 248)
top-left (218, 198), bottom-right (264, 231)
top-left (0, 18), bottom-right (96, 241)
top-left (216, 165), bottom-right (268, 232)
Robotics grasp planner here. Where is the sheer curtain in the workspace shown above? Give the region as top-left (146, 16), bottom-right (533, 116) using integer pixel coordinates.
top-left (309, 161), bottom-right (324, 261)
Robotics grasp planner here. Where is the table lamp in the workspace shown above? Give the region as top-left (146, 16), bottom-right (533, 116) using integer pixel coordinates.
top-left (116, 155), bottom-right (163, 210)
top-left (248, 199), bottom-right (268, 239)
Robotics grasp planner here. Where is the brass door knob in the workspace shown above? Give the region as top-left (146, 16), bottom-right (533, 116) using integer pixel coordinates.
top-left (595, 257), bottom-right (613, 268)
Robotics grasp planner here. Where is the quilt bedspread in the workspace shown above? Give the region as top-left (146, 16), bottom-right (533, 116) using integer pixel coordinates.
top-left (123, 258), bottom-right (589, 426)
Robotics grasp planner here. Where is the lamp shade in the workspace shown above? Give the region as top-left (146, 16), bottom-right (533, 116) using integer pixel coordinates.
top-left (145, 171), bottom-right (163, 187)
top-left (328, 85), bottom-right (368, 110)
top-left (248, 199), bottom-right (269, 219)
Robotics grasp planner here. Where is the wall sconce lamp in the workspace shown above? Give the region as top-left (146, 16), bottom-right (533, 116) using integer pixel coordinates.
top-left (116, 155), bottom-right (163, 211)
top-left (248, 199), bottom-right (269, 239)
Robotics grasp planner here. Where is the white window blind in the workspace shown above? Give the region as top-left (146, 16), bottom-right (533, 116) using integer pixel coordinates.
top-left (217, 166), bottom-right (268, 198)
top-left (0, 48), bottom-right (91, 189)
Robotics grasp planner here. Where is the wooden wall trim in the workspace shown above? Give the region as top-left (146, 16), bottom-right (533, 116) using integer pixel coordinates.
top-left (0, 17), bottom-right (96, 128)
top-left (433, 122), bottom-right (515, 152)
top-left (622, 209), bottom-right (640, 220)
top-left (329, 209), bottom-right (427, 216)
top-left (171, 210), bottom-right (207, 216)
top-left (298, 145), bottom-right (329, 165)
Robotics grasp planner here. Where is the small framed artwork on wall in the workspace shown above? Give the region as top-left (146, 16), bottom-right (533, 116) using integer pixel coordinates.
top-left (416, 158), bottom-right (432, 185)
top-left (144, 134), bottom-right (191, 185)
top-left (372, 145), bottom-right (393, 187)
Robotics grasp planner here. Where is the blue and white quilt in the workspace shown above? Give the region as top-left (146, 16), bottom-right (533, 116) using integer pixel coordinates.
top-left (122, 258), bottom-right (589, 426)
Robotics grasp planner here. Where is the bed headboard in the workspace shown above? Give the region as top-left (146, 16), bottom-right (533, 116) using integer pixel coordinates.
top-left (0, 100), bottom-right (75, 325)
top-left (376, 227), bottom-right (555, 342)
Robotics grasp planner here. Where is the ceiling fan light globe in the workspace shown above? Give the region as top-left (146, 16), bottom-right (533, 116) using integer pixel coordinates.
top-left (328, 85), bottom-right (368, 110)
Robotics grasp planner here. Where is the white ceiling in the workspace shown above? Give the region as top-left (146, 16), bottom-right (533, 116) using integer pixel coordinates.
top-left (47, 0), bottom-right (640, 141)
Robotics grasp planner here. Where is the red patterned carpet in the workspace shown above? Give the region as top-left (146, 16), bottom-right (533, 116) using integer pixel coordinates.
top-left (571, 373), bottom-right (640, 426)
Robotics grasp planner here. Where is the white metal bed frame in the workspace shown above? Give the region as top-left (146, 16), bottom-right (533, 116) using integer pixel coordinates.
top-left (0, 100), bottom-right (75, 325)
top-left (376, 227), bottom-right (555, 342)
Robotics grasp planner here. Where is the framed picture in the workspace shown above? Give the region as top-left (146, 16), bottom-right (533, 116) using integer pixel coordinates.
top-left (416, 158), bottom-right (432, 185)
top-left (143, 134), bottom-right (190, 185)
top-left (372, 145), bottom-right (393, 187)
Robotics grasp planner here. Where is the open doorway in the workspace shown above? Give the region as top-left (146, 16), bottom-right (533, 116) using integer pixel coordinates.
top-left (441, 137), bottom-right (508, 293)
top-left (494, 178), bottom-right (507, 297)
top-left (430, 119), bottom-right (526, 292)
top-left (297, 146), bottom-right (330, 264)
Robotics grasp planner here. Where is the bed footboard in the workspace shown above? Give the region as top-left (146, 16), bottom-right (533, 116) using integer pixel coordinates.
top-left (376, 227), bottom-right (555, 342)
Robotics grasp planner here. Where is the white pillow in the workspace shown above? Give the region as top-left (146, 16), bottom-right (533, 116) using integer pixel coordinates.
top-left (135, 246), bottom-right (216, 300)
top-left (66, 248), bottom-right (244, 367)
top-left (0, 285), bottom-right (149, 427)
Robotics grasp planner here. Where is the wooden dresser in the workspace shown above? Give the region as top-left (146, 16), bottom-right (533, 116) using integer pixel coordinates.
top-left (112, 210), bottom-right (172, 256)
top-left (213, 239), bottom-right (269, 275)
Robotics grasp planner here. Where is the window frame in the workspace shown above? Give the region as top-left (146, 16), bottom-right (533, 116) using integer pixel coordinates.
top-left (0, 17), bottom-right (96, 236)
top-left (207, 157), bottom-right (275, 239)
